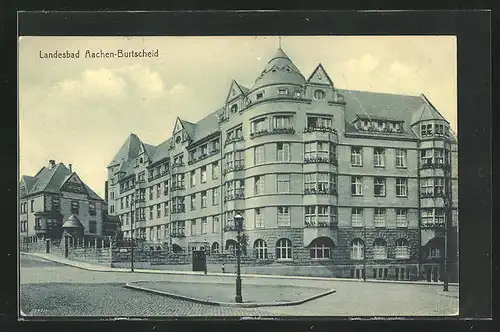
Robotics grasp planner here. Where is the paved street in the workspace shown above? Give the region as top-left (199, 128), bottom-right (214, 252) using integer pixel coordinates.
top-left (20, 254), bottom-right (458, 317)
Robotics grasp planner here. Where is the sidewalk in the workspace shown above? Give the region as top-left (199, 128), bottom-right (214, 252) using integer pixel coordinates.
top-left (22, 252), bottom-right (459, 287)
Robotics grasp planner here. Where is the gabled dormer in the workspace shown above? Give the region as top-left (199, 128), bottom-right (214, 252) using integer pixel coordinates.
top-left (411, 94), bottom-right (451, 139)
top-left (60, 172), bottom-right (89, 196)
top-left (307, 63), bottom-right (335, 87)
top-left (352, 114), bottom-right (405, 134)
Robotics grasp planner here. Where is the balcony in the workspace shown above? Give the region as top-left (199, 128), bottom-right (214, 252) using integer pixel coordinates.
top-left (171, 229), bottom-right (185, 238)
top-left (148, 171), bottom-right (168, 182)
top-left (304, 155), bottom-right (338, 165)
top-left (304, 217), bottom-right (338, 228)
top-left (421, 191), bottom-right (446, 199)
top-left (120, 185), bottom-right (136, 194)
top-left (250, 129), bottom-right (269, 139)
top-left (224, 136), bottom-right (244, 147)
top-left (420, 161), bottom-right (451, 170)
top-left (303, 126), bottom-right (338, 134)
top-left (187, 149), bottom-right (220, 165)
top-left (224, 189), bottom-right (244, 202)
top-left (172, 206), bottom-right (186, 214)
top-left (270, 127), bottom-right (295, 135)
top-left (304, 187), bottom-right (338, 196)
top-left (171, 184), bottom-right (186, 191)
top-left (421, 222), bottom-right (445, 229)
top-left (223, 162), bottom-right (245, 175)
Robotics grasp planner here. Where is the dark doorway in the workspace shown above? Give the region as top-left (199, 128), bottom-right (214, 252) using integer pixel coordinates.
top-left (192, 250), bottom-right (206, 272)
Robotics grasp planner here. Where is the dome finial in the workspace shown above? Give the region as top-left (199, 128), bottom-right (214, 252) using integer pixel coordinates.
top-left (278, 35), bottom-right (282, 49)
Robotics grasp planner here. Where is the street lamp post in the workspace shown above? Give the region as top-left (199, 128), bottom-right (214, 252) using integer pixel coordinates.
top-left (363, 222), bottom-right (367, 281)
top-left (130, 199), bottom-right (135, 272)
top-left (233, 213), bottom-right (244, 303)
top-left (443, 150), bottom-right (453, 292)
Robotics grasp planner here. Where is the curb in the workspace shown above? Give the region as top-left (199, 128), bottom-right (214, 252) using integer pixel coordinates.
top-left (124, 281), bottom-right (336, 308)
top-left (23, 252), bottom-right (459, 287)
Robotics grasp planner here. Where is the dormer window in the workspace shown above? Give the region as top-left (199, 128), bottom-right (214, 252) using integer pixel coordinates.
top-left (201, 144), bottom-right (208, 156)
top-left (256, 92), bottom-right (264, 100)
top-left (231, 104), bottom-right (238, 113)
top-left (285, 67), bottom-right (291, 72)
top-left (421, 124), bottom-right (433, 137)
top-left (313, 90), bottom-right (326, 100)
top-left (139, 157), bottom-right (143, 163)
top-left (176, 135), bottom-right (182, 144)
top-left (436, 124), bottom-right (445, 136)
top-left (278, 88), bottom-right (288, 95)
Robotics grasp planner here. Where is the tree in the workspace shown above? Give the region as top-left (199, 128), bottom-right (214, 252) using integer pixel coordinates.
top-left (239, 233), bottom-right (248, 256)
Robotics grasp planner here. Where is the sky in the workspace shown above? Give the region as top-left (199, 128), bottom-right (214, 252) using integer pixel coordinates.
top-left (18, 36), bottom-right (457, 198)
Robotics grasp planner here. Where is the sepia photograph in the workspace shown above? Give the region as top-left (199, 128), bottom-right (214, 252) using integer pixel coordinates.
top-left (18, 35), bottom-right (459, 317)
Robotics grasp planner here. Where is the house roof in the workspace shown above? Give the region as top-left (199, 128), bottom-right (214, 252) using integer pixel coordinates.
top-left (107, 133), bottom-right (142, 167)
top-left (179, 119), bottom-right (197, 138)
top-left (21, 175), bottom-right (37, 192)
top-left (149, 138), bottom-right (172, 165)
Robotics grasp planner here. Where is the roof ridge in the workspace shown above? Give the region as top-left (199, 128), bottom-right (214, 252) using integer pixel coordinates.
top-left (339, 88), bottom-right (421, 99)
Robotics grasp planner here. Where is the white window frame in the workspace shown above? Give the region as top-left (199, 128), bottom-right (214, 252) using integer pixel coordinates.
top-left (200, 166), bottom-right (207, 183)
top-left (277, 206), bottom-right (291, 227)
top-left (190, 170), bottom-right (196, 187)
top-left (396, 208), bottom-right (408, 227)
top-left (395, 239), bottom-right (410, 259)
top-left (351, 208), bottom-right (363, 227)
top-left (351, 147), bottom-right (362, 166)
top-left (276, 142), bottom-right (291, 161)
top-left (374, 208), bottom-right (386, 227)
top-left (273, 116), bottom-right (292, 129)
top-left (255, 208), bottom-right (264, 228)
top-left (212, 162), bottom-right (219, 179)
top-left (396, 149), bottom-right (407, 168)
top-left (373, 239), bottom-right (387, 260)
top-left (277, 174), bottom-right (290, 193)
top-left (254, 145), bottom-right (266, 165)
top-left (374, 148), bottom-right (385, 167)
top-left (396, 178), bottom-right (408, 197)
top-left (254, 239), bottom-right (268, 259)
top-left (351, 239), bottom-right (364, 260)
top-left (276, 238), bottom-right (292, 260)
top-left (374, 177), bottom-right (386, 197)
top-left (201, 191), bottom-right (207, 208)
top-left (254, 176), bottom-right (264, 195)
top-left (201, 217), bottom-right (207, 234)
top-left (351, 176), bottom-right (363, 196)
top-left (212, 187), bottom-right (219, 205)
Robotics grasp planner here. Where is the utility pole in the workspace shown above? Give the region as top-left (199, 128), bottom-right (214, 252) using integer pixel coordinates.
top-left (130, 197), bottom-right (134, 272)
top-left (363, 220), bottom-right (367, 281)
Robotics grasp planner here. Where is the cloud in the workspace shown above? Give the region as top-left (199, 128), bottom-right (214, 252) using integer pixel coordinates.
top-left (117, 64), bottom-right (165, 99)
top-left (58, 68), bottom-right (127, 99)
top-left (388, 61), bottom-right (419, 79)
top-left (345, 54), bottom-right (380, 73)
top-left (169, 84), bottom-right (188, 95)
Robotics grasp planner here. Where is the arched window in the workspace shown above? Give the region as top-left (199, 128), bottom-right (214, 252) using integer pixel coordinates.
top-left (231, 104), bottom-right (238, 113)
top-left (351, 238), bottom-right (364, 260)
top-left (226, 239), bottom-right (238, 256)
top-left (395, 238), bottom-right (409, 259)
top-left (211, 242), bottom-right (220, 254)
top-left (276, 238), bottom-right (292, 260)
top-left (309, 237), bottom-right (334, 259)
top-left (254, 239), bottom-right (268, 259)
top-left (172, 244), bottom-right (183, 253)
top-left (314, 89), bottom-right (326, 100)
top-left (373, 238), bottom-right (387, 260)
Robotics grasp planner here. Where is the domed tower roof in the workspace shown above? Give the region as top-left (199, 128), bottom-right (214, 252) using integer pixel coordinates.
top-left (61, 214), bottom-right (84, 229)
top-left (252, 47), bottom-right (306, 90)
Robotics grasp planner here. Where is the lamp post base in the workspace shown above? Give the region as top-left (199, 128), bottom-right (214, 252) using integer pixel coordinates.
top-left (235, 277), bottom-right (243, 303)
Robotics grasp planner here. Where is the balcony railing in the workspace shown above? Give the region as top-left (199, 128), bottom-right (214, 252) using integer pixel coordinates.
top-left (223, 162), bottom-right (245, 175)
top-left (224, 189), bottom-right (245, 202)
top-left (172, 207), bottom-right (186, 214)
top-left (421, 222), bottom-right (445, 229)
top-left (250, 129), bottom-right (269, 139)
top-left (187, 149), bottom-right (220, 165)
top-left (303, 126), bottom-right (338, 134)
top-left (148, 171), bottom-right (168, 182)
top-left (304, 187), bottom-right (338, 195)
top-left (224, 136), bottom-right (244, 146)
top-left (171, 229), bottom-right (185, 237)
top-left (304, 155), bottom-right (338, 165)
top-left (171, 184), bottom-right (186, 191)
top-left (420, 191), bottom-right (446, 198)
top-left (420, 161), bottom-right (451, 170)
top-left (270, 127), bottom-right (295, 135)
top-left (304, 217), bottom-right (338, 228)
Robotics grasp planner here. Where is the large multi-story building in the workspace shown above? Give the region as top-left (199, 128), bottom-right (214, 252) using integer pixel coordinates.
top-left (107, 47), bottom-right (458, 281)
top-left (19, 160), bottom-right (106, 242)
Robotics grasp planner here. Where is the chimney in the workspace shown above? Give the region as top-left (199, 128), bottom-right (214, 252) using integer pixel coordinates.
top-left (104, 181), bottom-right (108, 201)
top-left (69, 164), bottom-right (72, 172)
top-left (49, 160), bottom-right (56, 169)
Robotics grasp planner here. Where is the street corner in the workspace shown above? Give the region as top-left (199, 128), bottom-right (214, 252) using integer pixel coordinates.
top-left (124, 280), bottom-right (336, 308)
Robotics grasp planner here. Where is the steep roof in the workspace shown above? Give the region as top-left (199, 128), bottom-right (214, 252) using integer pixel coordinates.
top-left (191, 111), bottom-right (220, 143)
top-left (179, 119), bottom-right (197, 138)
top-left (107, 133), bottom-right (142, 167)
top-left (252, 47), bottom-right (306, 90)
top-left (21, 175), bottom-right (37, 192)
top-left (410, 94), bottom-right (448, 125)
top-left (143, 143), bottom-right (157, 159)
top-left (150, 138), bottom-right (172, 165)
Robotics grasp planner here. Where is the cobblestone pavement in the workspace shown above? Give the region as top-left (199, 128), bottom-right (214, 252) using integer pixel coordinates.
top-left (20, 255), bottom-right (459, 317)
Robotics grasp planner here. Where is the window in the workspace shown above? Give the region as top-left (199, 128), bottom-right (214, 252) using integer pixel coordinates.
top-left (125, 196), bottom-right (129, 208)
top-left (212, 188), bottom-right (219, 205)
top-left (396, 209), bottom-right (408, 227)
top-left (374, 148), bottom-right (385, 167)
top-left (251, 117), bottom-right (268, 133)
top-left (51, 197), bottom-right (60, 211)
top-left (436, 123), bottom-right (445, 136)
top-left (200, 144), bottom-right (208, 157)
top-left (230, 104), bottom-right (238, 113)
top-left (276, 142), bottom-right (290, 161)
top-left (351, 239), bottom-right (364, 260)
top-left (396, 178), bottom-right (408, 197)
top-left (434, 149), bottom-right (445, 165)
top-left (307, 116), bottom-right (332, 129)
top-left (211, 242), bottom-right (220, 254)
top-left (256, 91), bottom-right (264, 99)
top-left (374, 208), bottom-right (386, 227)
top-left (71, 200), bottom-right (79, 214)
top-left (163, 180), bottom-right (169, 195)
top-left (277, 88), bottom-right (288, 95)
top-left (156, 184), bottom-right (161, 198)
top-left (351, 176), bottom-right (363, 196)
top-left (190, 170), bottom-right (196, 187)
top-left (254, 239), bottom-right (268, 259)
top-left (212, 162), bottom-right (219, 179)
top-left (88, 202), bottom-right (96, 215)
top-left (191, 220), bottom-right (197, 235)
top-left (304, 173), bottom-right (316, 192)
top-left (89, 221), bottom-right (97, 233)
top-left (421, 123), bottom-right (433, 137)
top-left (351, 147), bottom-right (362, 166)
top-left (149, 187), bottom-right (154, 200)
top-left (434, 178), bottom-right (445, 196)
top-left (374, 177), bottom-right (386, 197)
top-left (254, 176), bottom-right (264, 195)
top-left (149, 206), bottom-right (153, 220)
top-left (255, 208), bottom-right (264, 228)
top-left (277, 174), bottom-right (290, 193)
top-left (420, 149), bottom-right (433, 166)
top-left (310, 237), bottom-right (333, 259)
top-left (164, 201), bottom-right (169, 216)
top-left (277, 206), bottom-right (291, 227)
top-left (211, 216), bottom-right (220, 233)
top-left (276, 238), bottom-right (292, 260)
top-left (395, 238), bottom-right (409, 259)
top-left (373, 238), bottom-right (387, 260)
top-left (254, 145), bottom-right (266, 164)
top-left (155, 204), bottom-right (161, 218)
top-left (190, 194), bottom-right (196, 210)
top-left (156, 226), bottom-right (161, 240)
top-left (429, 247), bottom-right (441, 258)
top-left (201, 217), bottom-right (207, 234)
top-left (201, 191), bottom-right (207, 208)
top-left (396, 149), bottom-right (407, 168)
top-left (351, 208), bottom-right (363, 227)
top-left (273, 116), bottom-right (292, 129)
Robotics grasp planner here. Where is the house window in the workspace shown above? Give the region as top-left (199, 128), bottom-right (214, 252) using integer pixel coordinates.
top-left (149, 206), bottom-right (153, 220)
top-left (191, 220), bottom-right (196, 235)
top-left (396, 209), bottom-right (408, 227)
top-left (156, 204), bottom-right (161, 218)
top-left (429, 247), bottom-right (442, 258)
top-left (211, 241), bottom-right (220, 254)
top-left (277, 206), bottom-right (291, 227)
top-left (277, 88), bottom-right (288, 95)
top-left (164, 201), bottom-right (169, 216)
top-left (256, 91), bottom-right (264, 99)
top-left (434, 149), bottom-right (445, 165)
top-left (351, 239), bottom-right (364, 260)
top-left (212, 216), bottom-right (220, 233)
top-left (156, 226), bottom-right (161, 240)
top-left (200, 144), bottom-right (208, 157)
top-left (373, 238), bottom-right (387, 260)
top-left (89, 220), bottom-right (97, 233)
top-left (254, 176), bottom-right (264, 195)
top-left (313, 89), bottom-right (326, 100)
top-left (374, 208), bottom-right (386, 227)
top-left (436, 123), bottom-right (445, 136)
top-left (374, 177), bottom-right (386, 197)
top-left (149, 187), bottom-right (154, 200)
top-left (201, 191), bottom-right (207, 208)
top-left (164, 180), bottom-right (169, 195)
top-left (190, 194), bottom-right (196, 210)
top-left (156, 184), bottom-right (161, 198)
top-left (395, 238), bottom-right (409, 259)
top-left (421, 123), bottom-right (433, 137)
top-left (254, 239), bottom-right (268, 259)
top-left (277, 174), bottom-right (290, 193)
top-left (255, 208), bottom-right (264, 228)
top-left (420, 149), bottom-right (433, 166)
top-left (351, 147), bottom-right (362, 166)
top-left (307, 116), bottom-right (332, 129)
top-left (212, 188), bottom-right (219, 205)
top-left (212, 161), bottom-right (220, 180)
top-left (251, 117), bottom-right (268, 133)
top-left (396, 149), bottom-right (407, 168)
top-left (71, 200), bottom-right (79, 214)
top-left (351, 208), bottom-right (363, 227)
top-left (125, 196), bottom-right (130, 209)
top-left (51, 197), bottom-right (60, 211)
top-left (351, 176), bottom-right (363, 196)
top-left (276, 238), bottom-right (292, 260)
top-left (310, 237), bottom-right (332, 259)
top-left (434, 178), bottom-right (445, 196)
top-left (254, 145), bottom-right (266, 164)
top-left (200, 166), bottom-right (207, 183)
top-left (201, 217), bottom-right (207, 234)
top-left (421, 178), bottom-right (434, 196)
top-left (396, 178), bottom-right (408, 197)
top-left (190, 170), bottom-right (196, 187)
top-left (276, 142), bottom-right (290, 161)
top-left (231, 104), bottom-right (238, 113)
top-left (273, 116), bottom-right (292, 129)
top-left (374, 148), bottom-right (385, 167)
